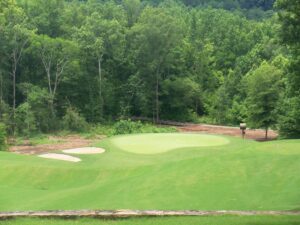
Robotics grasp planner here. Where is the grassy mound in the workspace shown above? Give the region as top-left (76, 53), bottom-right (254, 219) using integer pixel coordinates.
top-left (0, 135), bottom-right (299, 212)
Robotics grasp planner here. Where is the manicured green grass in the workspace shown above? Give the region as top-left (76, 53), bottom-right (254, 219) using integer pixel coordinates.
top-left (0, 134), bottom-right (299, 212)
top-left (1, 216), bottom-right (300, 225)
top-left (110, 133), bottom-right (230, 154)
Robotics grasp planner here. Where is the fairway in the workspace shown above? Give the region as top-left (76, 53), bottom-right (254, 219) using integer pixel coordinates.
top-left (109, 133), bottom-right (230, 154)
top-left (0, 135), bottom-right (300, 213)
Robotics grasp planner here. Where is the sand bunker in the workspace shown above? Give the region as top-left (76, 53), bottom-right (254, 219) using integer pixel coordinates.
top-left (62, 147), bottom-right (106, 155)
top-left (39, 153), bottom-right (81, 162)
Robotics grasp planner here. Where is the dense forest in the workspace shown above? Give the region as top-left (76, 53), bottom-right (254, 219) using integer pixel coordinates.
top-left (0, 0), bottom-right (299, 138)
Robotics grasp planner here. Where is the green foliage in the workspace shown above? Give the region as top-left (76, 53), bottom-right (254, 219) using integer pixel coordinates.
top-left (276, 0), bottom-right (300, 138)
top-left (0, 123), bottom-right (7, 151)
top-left (19, 84), bottom-right (54, 132)
top-left (15, 102), bottom-right (36, 136)
top-left (138, 123), bottom-right (177, 133)
top-left (279, 97), bottom-right (300, 138)
top-left (62, 107), bottom-right (88, 132)
top-left (245, 62), bottom-right (282, 135)
top-left (85, 124), bottom-right (116, 138)
top-left (113, 119), bottom-right (142, 135)
top-left (161, 77), bottom-right (202, 121)
top-left (0, 100), bottom-right (11, 133)
top-left (276, 0), bottom-right (300, 47)
top-left (0, 0), bottom-right (297, 139)
top-left (196, 115), bottom-right (217, 125)
top-left (209, 86), bottom-right (231, 124)
top-left (179, 0), bottom-right (275, 10)
top-left (113, 119), bottom-right (176, 135)
top-left (228, 100), bottom-right (247, 125)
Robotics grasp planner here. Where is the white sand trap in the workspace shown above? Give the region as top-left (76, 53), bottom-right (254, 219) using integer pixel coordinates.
top-left (62, 147), bottom-right (106, 155)
top-left (39, 153), bottom-right (81, 162)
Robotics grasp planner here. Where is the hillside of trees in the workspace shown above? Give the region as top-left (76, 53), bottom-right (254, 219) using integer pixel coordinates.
top-left (147, 0), bottom-right (275, 10)
top-left (0, 0), bottom-right (299, 138)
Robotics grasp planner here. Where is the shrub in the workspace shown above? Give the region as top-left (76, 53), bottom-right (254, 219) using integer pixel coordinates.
top-left (113, 119), bottom-right (177, 135)
top-left (139, 123), bottom-right (177, 133)
top-left (0, 100), bottom-right (12, 134)
top-left (63, 107), bottom-right (88, 132)
top-left (15, 103), bottom-right (37, 136)
top-left (19, 84), bottom-right (54, 132)
top-left (196, 116), bottom-right (216, 125)
top-left (0, 123), bottom-right (7, 151)
top-left (113, 119), bottom-right (142, 135)
top-left (86, 124), bottom-right (115, 138)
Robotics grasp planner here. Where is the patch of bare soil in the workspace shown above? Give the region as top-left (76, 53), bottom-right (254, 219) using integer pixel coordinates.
top-left (178, 124), bottom-right (278, 141)
top-left (9, 135), bottom-right (106, 155)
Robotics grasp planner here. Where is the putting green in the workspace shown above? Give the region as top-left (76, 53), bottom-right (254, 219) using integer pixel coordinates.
top-left (109, 133), bottom-right (230, 154)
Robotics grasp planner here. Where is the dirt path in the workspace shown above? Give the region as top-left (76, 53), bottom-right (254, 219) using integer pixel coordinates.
top-left (178, 124), bottom-right (278, 141)
top-left (9, 135), bottom-right (105, 155)
top-left (132, 117), bottom-right (278, 141)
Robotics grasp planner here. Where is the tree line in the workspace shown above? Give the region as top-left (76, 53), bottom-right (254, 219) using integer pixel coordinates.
top-left (0, 0), bottom-right (299, 138)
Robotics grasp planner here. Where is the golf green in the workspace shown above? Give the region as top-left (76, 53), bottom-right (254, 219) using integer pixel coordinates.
top-left (109, 133), bottom-right (230, 154)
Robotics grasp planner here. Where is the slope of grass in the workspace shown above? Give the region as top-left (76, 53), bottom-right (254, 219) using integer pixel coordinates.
top-left (1, 216), bottom-right (300, 225)
top-left (0, 134), bottom-right (299, 212)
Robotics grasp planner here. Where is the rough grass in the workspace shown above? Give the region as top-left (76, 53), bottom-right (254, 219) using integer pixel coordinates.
top-left (0, 135), bottom-right (299, 212)
top-left (80, 123), bottom-right (177, 138)
top-left (12, 134), bottom-right (64, 146)
top-left (1, 216), bottom-right (300, 225)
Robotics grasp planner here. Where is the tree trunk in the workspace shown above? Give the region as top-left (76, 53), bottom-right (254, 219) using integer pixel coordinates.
top-left (265, 128), bottom-right (268, 140)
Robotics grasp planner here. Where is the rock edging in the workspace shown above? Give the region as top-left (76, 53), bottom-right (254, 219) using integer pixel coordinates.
top-left (1, 210), bottom-right (300, 219)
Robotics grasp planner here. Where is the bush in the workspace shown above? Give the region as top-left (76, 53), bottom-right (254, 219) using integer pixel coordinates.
top-left (0, 123), bottom-right (7, 151)
top-left (113, 119), bottom-right (142, 135)
top-left (113, 119), bottom-right (177, 135)
top-left (63, 107), bottom-right (89, 132)
top-left (19, 84), bottom-right (54, 132)
top-left (196, 116), bottom-right (217, 125)
top-left (0, 100), bottom-right (12, 134)
top-left (83, 124), bottom-right (115, 138)
top-left (15, 102), bottom-right (37, 136)
top-left (139, 123), bottom-right (177, 133)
